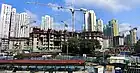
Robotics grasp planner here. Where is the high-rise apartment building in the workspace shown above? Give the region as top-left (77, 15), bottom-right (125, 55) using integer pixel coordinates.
top-left (109, 19), bottom-right (119, 36)
top-left (96, 19), bottom-right (103, 32)
top-left (0, 4), bottom-right (29, 38)
top-left (10, 8), bottom-right (17, 37)
top-left (8, 12), bottom-right (31, 51)
top-left (103, 25), bottom-right (108, 36)
top-left (103, 24), bottom-right (114, 48)
top-left (14, 13), bottom-right (20, 37)
top-left (0, 4), bottom-right (18, 51)
top-left (15, 12), bottom-right (30, 37)
top-left (84, 10), bottom-right (96, 31)
top-left (0, 4), bottom-right (12, 38)
top-left (0, 4), bottom-right (32, 51)
top-left (41, 15), bottom-right (53, 30)
top-left (130, 28), bottom-right (137, 46)
top-left (103, 24), bottom-right (112, 36)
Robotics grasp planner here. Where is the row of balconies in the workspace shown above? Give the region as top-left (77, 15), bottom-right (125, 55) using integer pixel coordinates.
top-left (32, 33), bottom-right (70, 38)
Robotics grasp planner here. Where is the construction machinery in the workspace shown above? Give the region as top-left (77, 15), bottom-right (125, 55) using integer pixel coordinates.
top-left (26, 2), bottom-right (88, 36)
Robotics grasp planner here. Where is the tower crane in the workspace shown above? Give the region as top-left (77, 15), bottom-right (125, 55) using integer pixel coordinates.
top-left (26, 2), bottom-right (88, 36)
top-left (119, 26), bottom-right (137, 36)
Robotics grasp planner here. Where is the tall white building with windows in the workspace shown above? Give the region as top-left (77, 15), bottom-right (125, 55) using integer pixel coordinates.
top-left (10, 8), bottom-right (17, 37)
top-left (15, 13), bottom-right (20, 37)
top-left (0, 4), bottom-right (18, 51)
top-left (9, 12), bottom-right (31, 51)
top-left (0, 4), bottom-right (31, 51)
top-left (14, 12), bottom-right (31, 38)
top-left (18, 12), bottom-right (30, 37)
top-left (0, 4), bottom-right (17, 38)
top-left (84, 10), bottom-right (97, 31)
top-left (41, 15), bottom-right (53, 30)
top-left (0, 4), bottom-right (12, 38)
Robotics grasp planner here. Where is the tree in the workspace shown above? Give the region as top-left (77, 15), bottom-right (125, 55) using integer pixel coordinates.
top-left (68, 37), bottom-right (80, 54)
top-left (134, 40), bottom-right (140, 53)
top-left (62, 37), bottom-right (101, 55)
top-left (62, 42), bottom-right (67, 53)
top-left (80, 39), bottom-right (101, 55)
top-left (62, 37), bottom-right (80, 54)
top-left (80, 39), bottom-right (91, 54)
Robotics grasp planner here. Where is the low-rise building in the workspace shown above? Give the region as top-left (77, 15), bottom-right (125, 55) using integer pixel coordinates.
top-left (1, 37), bottom-right (29, 53)
top-left (81, 31), bottom-right (104, 49)
top-left (5, 27), bottom-right (104, 53)
top-left (28, 28), bottom-right (103, 52)
top-left (109, 56), bottom-right (129, 64)
top-left (103, 38), bottom-right (109, 49)
top-left (103, 36), bottom-right (113, 49)
top-left (113, 36), bottom-right (124, 47)
top-left (29, 27), bottom-right (69, 53)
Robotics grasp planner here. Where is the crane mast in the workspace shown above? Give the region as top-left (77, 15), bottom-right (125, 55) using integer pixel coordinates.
top-left (26, 2), bottom-right (84, 37)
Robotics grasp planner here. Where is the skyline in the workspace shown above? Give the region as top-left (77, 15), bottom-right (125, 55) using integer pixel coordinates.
top-left (0, 0), bottom-right (140, 37)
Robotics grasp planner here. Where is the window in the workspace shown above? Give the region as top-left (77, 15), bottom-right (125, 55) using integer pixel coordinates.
top-left (44, 40), bottom-right (46, 42)
top-left (50, 47), bottom-right (53, 49)
top-left (37, 39), bottom-right (39, 41)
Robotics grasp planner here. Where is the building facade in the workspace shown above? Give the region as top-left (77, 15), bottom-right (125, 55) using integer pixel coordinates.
top-left (10, 8), bottom-right (17, 37)
top-left (8, 37), bottom-right (29, 53)
top-left (103, 24), bottom-right (113, 36)
top-left (124, 34), bottom-right (131, 45)
top-left (5, 26), bottom-right (104, 53)
top-left (81, 31), bottom-right (104, 50)
top-left (29, 28), bottom-right (66, 52)
top-left (0, 4), bottom-right (12, 38)
top-left (130, 28), bottom-right (137, 46)
top-left (14, 13), bottom-right (20, 38)
top-left (17, 12), bottom-right (30, 38)
top-left (0, 4), bottom-right (32, 51)
top-left (103, 38), bottom-right (109, 49)
top-left (103, 19), bottom-right (119, 48)
top-left (103, 36), bottom-right (113, 48)
top-left (96, 19), bottom-right (103, 32)
top-left (109, 19), bottom-right (119, 36)
top-left (41, 15), bottom-right (53, 30)
top-left (84, 10), bottom-right (96, 31)
top-left (0, 4), bottom-right (18, 51)
top-left (113, 36), bottom-right (124, 47)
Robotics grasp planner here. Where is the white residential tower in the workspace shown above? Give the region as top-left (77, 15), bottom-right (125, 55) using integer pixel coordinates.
top-left (84, 10), bottom-right (97, 31)
top-left (41, 15), bottom-right (53, 30)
